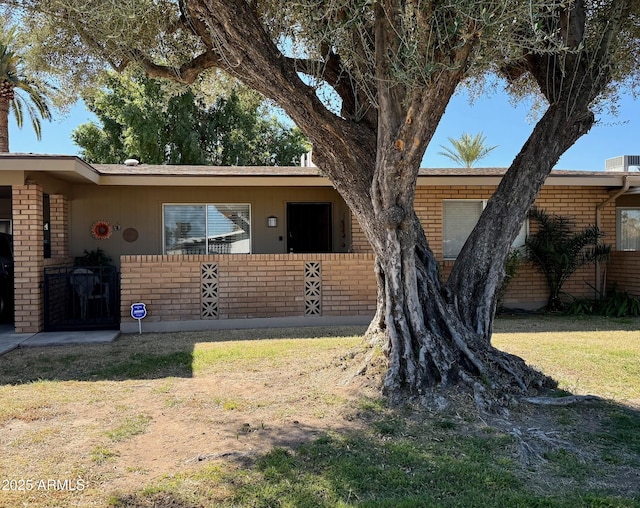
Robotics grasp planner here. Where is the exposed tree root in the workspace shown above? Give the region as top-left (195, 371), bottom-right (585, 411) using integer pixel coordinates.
top-left (358, 322), bottom-right (558, 415)
top-left (524, 395), bottom-right (603, 406)
top-left (506, 424), bottom-right (596, 467)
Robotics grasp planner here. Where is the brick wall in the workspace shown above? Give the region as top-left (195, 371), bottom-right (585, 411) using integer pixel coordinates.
top-left (350, 215), bottom-right (370, 254)
top-left (322, 255), bottom-right (377, 315)
top-left (49, 194), bottom-right (69, 259)
top-left (120, 253), bottom-right (376, 324)
top-left (608, 252), bottom-right (640, 296)
top-left (350, 185), bottom-right (616, 308)
top-left (12, 184), bottom-right (44, 333)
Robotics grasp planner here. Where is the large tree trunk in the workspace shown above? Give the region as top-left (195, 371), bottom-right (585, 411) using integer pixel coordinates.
top-left (340, 3), bottom-right (555, 407)
top-left (361, 82), bottom-right (596, 406)
top-left (360, 152), bottom-right (554, 408)
top-left (360, 216), bottom-right (554, 408)
top-left (446, 103), bottom-right (595, 340)
top-left (136, 0), bottom-right (629, 408)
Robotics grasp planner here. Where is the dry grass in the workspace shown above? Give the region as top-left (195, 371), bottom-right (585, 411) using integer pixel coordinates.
top-left (494, 314), bottom-right (640, 406)
top-left (0, 317), bottom-right (638, 507)
top-left (0, 326), bottom-right (368, 507)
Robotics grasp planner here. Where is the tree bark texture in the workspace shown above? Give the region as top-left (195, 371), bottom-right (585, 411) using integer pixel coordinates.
top-left (0, 98), bottom-right (9, 153)
top-left (106, 0), bottom-right (631, 407)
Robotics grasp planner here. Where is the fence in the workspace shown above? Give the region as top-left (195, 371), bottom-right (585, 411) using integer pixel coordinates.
top-left (43, 265), bottom-right (120, 331)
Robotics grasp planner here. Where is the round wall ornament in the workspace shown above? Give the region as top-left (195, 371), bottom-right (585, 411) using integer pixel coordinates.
top-left (123, 227), bottom-right (139, 243)
top-left (91, 220), bottom-right (112, 240)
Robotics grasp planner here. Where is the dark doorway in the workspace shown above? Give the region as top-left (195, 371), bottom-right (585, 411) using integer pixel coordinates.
top-left (287, 203), bottom-right (332, 253)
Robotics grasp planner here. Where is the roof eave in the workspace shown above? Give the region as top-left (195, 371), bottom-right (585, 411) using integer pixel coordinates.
top-left (0, 154), bottom-right (100, 184)
top-left (98, 174), bottom-right (335, 187)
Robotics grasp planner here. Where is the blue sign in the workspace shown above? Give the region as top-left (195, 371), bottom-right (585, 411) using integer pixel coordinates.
top-left (131, 303), bottom-right (147, 320)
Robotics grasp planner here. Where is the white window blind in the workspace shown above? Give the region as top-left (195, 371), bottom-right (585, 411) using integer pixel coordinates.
top-left (443, 200), bottom-right (527, 259)
top-left (443, 200), bottom-right (484, 259)
top-left (617, 208), bottom-right (640, 251)
top-left (513, 221), bottom-right (528, 249)
top-left (164, 204), bottom-right (251, 254)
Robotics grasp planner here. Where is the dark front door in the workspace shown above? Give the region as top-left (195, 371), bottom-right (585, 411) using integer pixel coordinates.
top-left (287, 203), bottom-right (332, 253)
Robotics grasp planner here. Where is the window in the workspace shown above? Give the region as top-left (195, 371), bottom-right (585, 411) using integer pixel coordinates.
top-left (443, 200), bottom-right (484, 259)
top-left (442, 200), bottom-right (527, 259)
top-left (163, 204), bottom-right (251, 254)
top-left (0, 220), bottom-right (11, 234)
top-left (617, 208), bottom-right (640, 251)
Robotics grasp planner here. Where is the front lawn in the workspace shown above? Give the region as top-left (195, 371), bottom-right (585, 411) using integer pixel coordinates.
top-left (0, 316), bottom-right (638, 507)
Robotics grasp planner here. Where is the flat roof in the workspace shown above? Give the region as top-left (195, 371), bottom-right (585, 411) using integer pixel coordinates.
top-left (0, 154), bottom-right (638, 188)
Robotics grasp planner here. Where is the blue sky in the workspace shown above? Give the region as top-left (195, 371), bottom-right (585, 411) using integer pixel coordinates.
top-left (8, 84), bottom-right (639, 171)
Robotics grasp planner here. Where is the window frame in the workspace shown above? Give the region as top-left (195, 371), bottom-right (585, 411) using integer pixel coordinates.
top-left (616, 207), bottom-right (640, 252)
top-left (162, 203), bottom-right (252, 255)
top-left (442, 199), bottom-right (528, 260)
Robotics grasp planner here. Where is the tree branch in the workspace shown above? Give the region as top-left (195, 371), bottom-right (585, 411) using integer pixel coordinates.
top-left (131, 49), bottom-right (223, 84)
top-left (447, 0), bottom-right (635, 339)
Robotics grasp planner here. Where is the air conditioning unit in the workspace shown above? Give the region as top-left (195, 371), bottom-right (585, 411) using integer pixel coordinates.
top-left (300, 150), bottom-right (316, 167)
top-left (605, 155), bottom-right (640, 172)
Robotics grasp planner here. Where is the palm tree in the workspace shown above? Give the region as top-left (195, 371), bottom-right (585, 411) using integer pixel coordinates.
top-left (0, 27), bottom-right (52, 153)
top-left (526, 207), bottom-right (611, 311)
top-left (438, 132), bottom-right (497, 168)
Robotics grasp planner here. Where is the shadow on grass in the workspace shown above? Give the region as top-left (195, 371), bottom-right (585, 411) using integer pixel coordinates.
top-left (109, 398), bottom-right (640, 508)
top-left (0, 325), bottom-right (366, 385)
top-left (1, 313), bottom-right (638, 386)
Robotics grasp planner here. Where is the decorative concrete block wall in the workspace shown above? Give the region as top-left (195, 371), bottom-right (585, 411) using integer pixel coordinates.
top-left (120, 253), bottom-right (377, 325)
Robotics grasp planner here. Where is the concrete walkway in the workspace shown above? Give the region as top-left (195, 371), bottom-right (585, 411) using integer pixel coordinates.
top-left (0, 315), bottom-right (370, 357)
top-left (0, 324), bottom-right (119, 356)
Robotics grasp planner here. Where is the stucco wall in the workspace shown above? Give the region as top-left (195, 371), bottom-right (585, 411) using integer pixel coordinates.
top-left (69, 185), bottom-right (352, 265)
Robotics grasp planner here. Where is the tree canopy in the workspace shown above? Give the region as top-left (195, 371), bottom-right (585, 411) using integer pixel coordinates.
top-left (73, 72), bottom-right (309, 165)
top-left (3, 0), bottom-right (639, 407)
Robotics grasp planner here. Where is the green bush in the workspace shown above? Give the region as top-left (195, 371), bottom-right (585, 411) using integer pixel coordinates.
top-left (565, 287), bottom-right (640, 317)
top-left (526, 207), bottom-right (611, 311)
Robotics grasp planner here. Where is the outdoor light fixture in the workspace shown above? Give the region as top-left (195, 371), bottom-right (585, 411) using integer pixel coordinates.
top-left (267, 216), bottom-right (278, 227)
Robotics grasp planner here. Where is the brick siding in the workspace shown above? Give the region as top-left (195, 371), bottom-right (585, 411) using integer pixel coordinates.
top-left (12, 184), bottom-right (45, 333)
top-left (120, 253), bottom-right (377, 324)
top-left (351, 185), bottom-right (617, 307)
top-left (49, 194), bottom-right (69, 259)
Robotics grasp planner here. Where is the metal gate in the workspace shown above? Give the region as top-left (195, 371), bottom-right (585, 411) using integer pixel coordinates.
top-left (43, 265), bottom-right (120, 331)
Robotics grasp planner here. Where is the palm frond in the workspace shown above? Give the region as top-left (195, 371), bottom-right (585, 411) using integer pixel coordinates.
top-left (0, 25), bottom-right (54, 149)
top-left (10, 96), bottom-right (22, 128)
top-left (438, 132), bottom-right (497, 168)
top-left (525, 207), bottom-right (611, 310)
